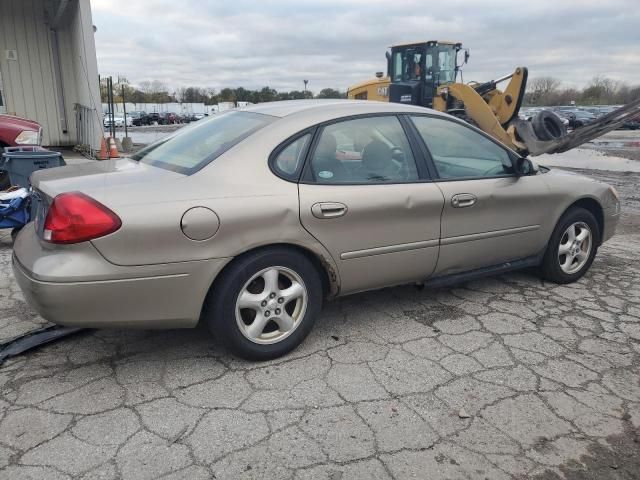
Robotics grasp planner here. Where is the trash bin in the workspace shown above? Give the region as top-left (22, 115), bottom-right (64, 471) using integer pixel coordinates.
top-left (1, 146), bottom-right (66, 188)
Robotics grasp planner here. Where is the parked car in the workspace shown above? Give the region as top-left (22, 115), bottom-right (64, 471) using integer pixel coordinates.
top-left (0, 114), bottom-right (42, 148)
top-left (0, 114), bottom-right (43, 190)
top-left (128, 111), bottom-right (148, 126)
top-left (620, 113), bottom-right (640, 130)
top-left (161, 112), bottom-right (179, 124)
top-left (566, 110), bottom-right (597, 129)
top-left (146, 112), bottom-right (162, 125)
top-left (103, 114), bottom-right (132, 128)
top-left (14, 101), bottom-right (620, 360)
top-left (102, 112), bottom-right (115, 127)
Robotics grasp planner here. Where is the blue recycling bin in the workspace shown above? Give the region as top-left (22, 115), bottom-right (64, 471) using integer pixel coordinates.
top-left (1, 146), bottom-right (66, 188)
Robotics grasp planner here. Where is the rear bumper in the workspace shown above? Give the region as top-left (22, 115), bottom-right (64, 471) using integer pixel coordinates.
top-left (12, 224), bottom-right (229, 328)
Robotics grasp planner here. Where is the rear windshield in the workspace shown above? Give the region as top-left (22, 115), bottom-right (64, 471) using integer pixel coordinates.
top-left (130, 111), bottom-right (275, 174)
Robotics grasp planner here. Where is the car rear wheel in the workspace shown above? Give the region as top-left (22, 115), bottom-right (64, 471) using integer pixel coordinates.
top-left (539, 207), bottom-right (599, 283)
top-left (204, 247), bottom-right (323, 360)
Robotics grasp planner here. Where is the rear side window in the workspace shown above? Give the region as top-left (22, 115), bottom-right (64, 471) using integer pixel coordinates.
top-left (308, 116), bottom-right (419, 184)
top-left (131, 111), bottom-right (274, 174)
top-left (411, 116), bottom-right (514, 179)
top-left (272, 133), bottom-right (312, 179)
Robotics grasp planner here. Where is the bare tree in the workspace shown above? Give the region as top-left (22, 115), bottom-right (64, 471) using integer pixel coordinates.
top-left (138, 80), bottom-right (152, 96)
top-left (526, 77), bottom-right (561, 105)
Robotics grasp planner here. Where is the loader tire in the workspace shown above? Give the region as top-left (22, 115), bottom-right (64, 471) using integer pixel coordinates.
top-left (532, 110), bottom-right (567, 141)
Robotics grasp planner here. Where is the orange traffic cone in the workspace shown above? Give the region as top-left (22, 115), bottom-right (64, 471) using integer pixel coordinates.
top-left (108, 137), bottom-right (120, 158)
top-left (97, 137), bottom-right (109, 160)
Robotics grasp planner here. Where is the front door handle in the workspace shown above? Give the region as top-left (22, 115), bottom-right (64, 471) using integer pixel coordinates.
top-left (451, 193), bottom-right (477, 208)
top-left (311, 202), bottom-right (348, 219)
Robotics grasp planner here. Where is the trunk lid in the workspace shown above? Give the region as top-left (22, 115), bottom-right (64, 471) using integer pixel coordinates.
top-left (30, 158), bottom-right (183, 199)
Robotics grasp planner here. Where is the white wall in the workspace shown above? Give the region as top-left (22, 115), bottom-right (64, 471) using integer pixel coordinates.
top-left (101, 102), bottom-right (208, 115)
top-left (61, 0), bottom-right (102, 149)
top-left (0, 0), bottom-right (101, 149)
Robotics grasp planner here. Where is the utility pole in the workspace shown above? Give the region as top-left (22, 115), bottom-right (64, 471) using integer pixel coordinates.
top-left (108, 76), bottom-right (115, 138)
top-left (122, 84), bottom-right (128, 138)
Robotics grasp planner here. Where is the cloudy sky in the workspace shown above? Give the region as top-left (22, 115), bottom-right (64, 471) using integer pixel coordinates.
top-left (91, 0), bottom-right (640, 94)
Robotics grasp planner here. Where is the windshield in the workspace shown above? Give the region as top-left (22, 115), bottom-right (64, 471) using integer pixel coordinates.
top-left (131, 111), bottom-right (274, 174)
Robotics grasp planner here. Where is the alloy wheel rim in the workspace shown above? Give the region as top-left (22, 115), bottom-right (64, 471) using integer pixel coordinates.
top-left (558, 221), bottom-right (592, 274)
top-left (235, 266), bottom-right (308, 345)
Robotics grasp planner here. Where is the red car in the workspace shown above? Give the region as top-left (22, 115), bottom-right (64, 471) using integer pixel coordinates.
top-left (0, 115), bottom-right (43, 189)
top-left (0, 114), bottom-right (42, 148)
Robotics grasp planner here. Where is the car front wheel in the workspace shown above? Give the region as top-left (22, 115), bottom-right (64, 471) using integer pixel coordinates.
top-left (539, 207), bottom-right (599, 283)
top-left (204, 247), bottom-right (323, 360)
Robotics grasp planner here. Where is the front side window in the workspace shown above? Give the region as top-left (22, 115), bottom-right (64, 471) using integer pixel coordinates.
top-left (308, 116), bottom-right (419, 184)
top-left (436, 46), bottom-right (457, 83)
top-left (411, 116), bottom-right (514, 179)
top-left (392, 48), bottom-right (424, 82)
top-left (131, 111), bottom-right (274, 174)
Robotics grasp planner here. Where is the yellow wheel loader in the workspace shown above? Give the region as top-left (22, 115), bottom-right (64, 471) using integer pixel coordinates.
top-left (347, 41), bottom-right (640, 157)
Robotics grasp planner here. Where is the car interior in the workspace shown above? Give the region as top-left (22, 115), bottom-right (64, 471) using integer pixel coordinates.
top-left (307, 116), bottom-right (517, 183)
top-left (411, 117), bottom-right (515, 179)
top-left (310, 119), bottom-right (419, 183)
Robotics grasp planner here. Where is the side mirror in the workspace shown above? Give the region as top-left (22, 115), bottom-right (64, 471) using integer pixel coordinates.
top-left (514, 157), bottom-right (539, 176)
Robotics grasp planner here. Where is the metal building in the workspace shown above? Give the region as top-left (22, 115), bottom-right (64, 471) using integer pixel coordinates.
top-left (0, 0), bottom-right (101, 151)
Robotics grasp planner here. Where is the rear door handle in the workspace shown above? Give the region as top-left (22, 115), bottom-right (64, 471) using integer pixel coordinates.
top-left (311, 202), bottom-right (348, 219)
top-left (451, 193), bottom-right (477, 208)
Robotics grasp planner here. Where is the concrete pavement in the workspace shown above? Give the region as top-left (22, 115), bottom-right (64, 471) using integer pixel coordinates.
top-left (0, 169), bottom-right (639, 479)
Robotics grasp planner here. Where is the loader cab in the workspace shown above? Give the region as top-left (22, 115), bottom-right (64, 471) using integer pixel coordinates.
top-left (388, 41), bottom-right (462, 107)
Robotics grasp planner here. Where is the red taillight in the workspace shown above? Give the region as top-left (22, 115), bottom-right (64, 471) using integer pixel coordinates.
top-left (43, 192), bottom-right (121, 244)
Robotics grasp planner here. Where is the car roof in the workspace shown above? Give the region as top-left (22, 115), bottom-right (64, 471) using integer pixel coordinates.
top-left (241, 99), bottom-right (446, 119)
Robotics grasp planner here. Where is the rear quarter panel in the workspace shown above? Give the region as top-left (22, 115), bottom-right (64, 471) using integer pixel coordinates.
top-left (89, 123), bottom-right (341, 291)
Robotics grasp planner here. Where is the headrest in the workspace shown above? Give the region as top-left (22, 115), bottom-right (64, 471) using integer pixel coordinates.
top-left (316, 133), bottom-right (337, 159)
top-left (362, 140), bottom-right (392, 171)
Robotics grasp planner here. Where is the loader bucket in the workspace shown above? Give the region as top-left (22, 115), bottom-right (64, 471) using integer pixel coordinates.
top-left (513, 98), bottom-right (640, 156)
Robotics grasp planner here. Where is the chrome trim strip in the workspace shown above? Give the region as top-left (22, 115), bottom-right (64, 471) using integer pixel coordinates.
top-left (341, 239), bottom-right (439, 260)
top-left (441, 225), bottom-right (540, 246)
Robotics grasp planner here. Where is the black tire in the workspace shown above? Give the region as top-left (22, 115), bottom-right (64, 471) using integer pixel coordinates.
top-left (204, 247), bottom-right (323, 360)
top-left (532, 110), bottom-right (567, 141)
top-left (10, 227), bottom-right (22, 243)
top-left (539, 207), bottom-right (600, 284)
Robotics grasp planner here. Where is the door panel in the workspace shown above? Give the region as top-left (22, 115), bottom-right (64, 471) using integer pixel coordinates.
top-left (299, 183), bottom-right (444, 294)
top-left (408, 114), bottom-right (553, 276)
top-left (434, 175), bottom-right (552, 275)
